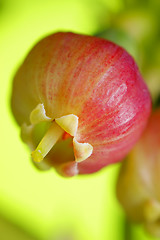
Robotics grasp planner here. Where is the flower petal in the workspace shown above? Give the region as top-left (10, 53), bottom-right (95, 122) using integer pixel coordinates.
top-left (30, 103), bottom-right (52, 124)
top-left (73, 138), bottom-right (93, 162)
top-left (55, 114), bottom-right (78, 136)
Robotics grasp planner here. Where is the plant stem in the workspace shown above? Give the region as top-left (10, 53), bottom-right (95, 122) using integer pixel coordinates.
top-left (124, 217), bottom-right (132, 240)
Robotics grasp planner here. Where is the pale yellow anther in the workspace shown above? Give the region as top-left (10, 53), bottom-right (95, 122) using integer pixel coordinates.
top-left (30, 103), bottom-right (52, 125)
top-left (73, 138), bottom-right (93, 162)
top-left (31, 121), bottom-right (64, 162)
top-left (55, 114), bottom-right (79, 136)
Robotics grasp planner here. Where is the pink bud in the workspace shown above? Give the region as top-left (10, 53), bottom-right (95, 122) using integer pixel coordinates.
top-left (11, 32), bottom-right (151, 176)
top-left (117, 109), bottom-right (160, 237)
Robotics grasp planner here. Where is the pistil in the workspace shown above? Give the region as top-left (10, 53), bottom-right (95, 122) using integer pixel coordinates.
top-left (31, 121), bottom-right (64, 162)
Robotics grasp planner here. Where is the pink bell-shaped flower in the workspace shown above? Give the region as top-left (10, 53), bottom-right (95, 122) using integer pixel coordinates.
top-left (11, 32), bottom-right (151, 176)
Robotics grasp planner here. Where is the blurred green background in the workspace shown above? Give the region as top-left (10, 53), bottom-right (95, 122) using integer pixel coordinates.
top-left (0, 0), bottom-right (160, 239)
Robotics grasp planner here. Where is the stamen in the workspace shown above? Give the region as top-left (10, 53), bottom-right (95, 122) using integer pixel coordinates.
top-left (30, 103), bottom-right (52, 124)
top-left (73, 138), bottom-right (93, 162)
top-left (31, 121), bottom-right (64, 162)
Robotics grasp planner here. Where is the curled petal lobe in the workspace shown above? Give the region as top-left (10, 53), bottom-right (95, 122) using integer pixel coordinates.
top-left (30, 103), bottom-right (52, 124)
top-left (73, 138), bottom-right (93, 163)
top-left (55, 114), bottom-right (78, 136)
